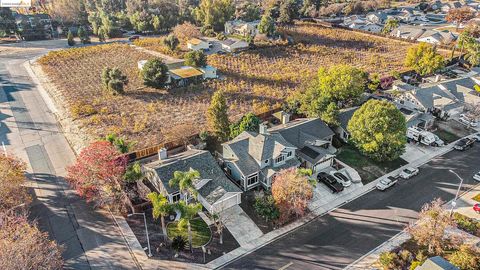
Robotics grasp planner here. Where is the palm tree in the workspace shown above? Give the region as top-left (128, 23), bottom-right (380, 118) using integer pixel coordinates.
top-left (147, 192), bottom-right (173, 243)
top-left (168, 170), bottom-right (200, 203)
top-left (382, 18), bottom-right (399, 34)
top-left (176, 201), bottom-right (202, 253)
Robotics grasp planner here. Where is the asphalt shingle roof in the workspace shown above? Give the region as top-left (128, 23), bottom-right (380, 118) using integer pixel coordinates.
top-left (144, 150), bottom-right (241, 203)
top-left (338, 107), bottom-right (359, 130)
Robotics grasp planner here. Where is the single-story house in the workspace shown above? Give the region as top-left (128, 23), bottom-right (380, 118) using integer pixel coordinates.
top-left (417, 30), bottom-right (456, 45)
top-left (221, 118), bottom-right (336, 191)
top-left (143, 149), bottom-right (242, 213)
top-left (366, 11), bottom-right (388, 24)
top-left (187, 38), bottom-right (210, 51)
top-left (393, 76), bottom-right (480, 118)
top-left (399, 107), bottom-right (435, 129)
top-left (220, 38), bottom-right (249, 52)
top-left (168, 66), bottom-right (204, 87)
top-left (335, 107), bottom-right (359, 142)
top-left (416, 256), bottom-right (459, 270)
top-left (224, 20), bottom-right (260, 37)
top-left (359, 23), bottom-right (383, 33)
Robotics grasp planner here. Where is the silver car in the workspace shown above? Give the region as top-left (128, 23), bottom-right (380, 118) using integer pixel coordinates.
top-left (376, 176), bottom-right (398, 191)
top-left (329, 171), bottom-right (352, 187)
top-left (399, 167), bottom-right (419, 179)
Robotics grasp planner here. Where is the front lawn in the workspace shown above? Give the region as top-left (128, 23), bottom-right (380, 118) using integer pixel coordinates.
top-left (336, 144), bottom-right (408, 184)
top-left (433, 129), bottom-right (461, 144)
top-left (167, 218), bottom-right (211, 248)
top-left (473, 193), bottom-right (480, 202)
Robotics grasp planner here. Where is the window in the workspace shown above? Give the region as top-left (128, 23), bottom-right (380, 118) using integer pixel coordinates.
top-left (247, 174), bottom-right (259, 186)
top-left (171, 192), bottom-right (181, 202)
top-left (275, 155), bottom-right (285, 164)
top-left (287, 151), bottom-right (292, 157)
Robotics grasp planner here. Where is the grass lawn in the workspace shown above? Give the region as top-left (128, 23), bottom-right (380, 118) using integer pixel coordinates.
top-left (336, 144), bottom-right (408, 184)
top-left (433, 129), bottom-right (461, 144)
top-left (167, 218), bottom-right (211, 248)
top-left (473, 193), bottom-right (480, 202)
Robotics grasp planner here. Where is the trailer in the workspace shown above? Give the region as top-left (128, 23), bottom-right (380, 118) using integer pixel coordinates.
top-left (407, 127), bottom-right (439, 146)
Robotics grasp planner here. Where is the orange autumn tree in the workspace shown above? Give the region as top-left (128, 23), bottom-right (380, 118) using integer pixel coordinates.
top-left (271, 168), bottom-right (313, 223)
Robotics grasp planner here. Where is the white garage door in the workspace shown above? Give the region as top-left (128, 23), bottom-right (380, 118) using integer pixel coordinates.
top-left (313, 158), bottom-right (333, 172)
top-left (212, 193), bottom-right (240, 213)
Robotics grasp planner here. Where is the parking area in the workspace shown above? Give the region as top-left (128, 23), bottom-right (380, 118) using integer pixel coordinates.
top-left (401, 142), bottom-right (442, 163)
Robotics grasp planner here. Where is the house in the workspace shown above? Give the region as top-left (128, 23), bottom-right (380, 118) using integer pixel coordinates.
top-left (198, 65), bottom-right (218, 79)
top-left (399, 107), bottom-right (435, 129)
top-left (416, 256), bottom-right (459, 270)
top-left (417, 30), bottom-right (456, 45)
top-left (429, 0), bottom-right (444, 11)
top-left (221, 118), bottom-right (336, 191)
top-left (441, 1), bottom-right (463, 13)
top-left (366, 12), bottom-right (389, 24)
top-left (343, 15), bottom-right (367, 25)
top-left (393, 76), bottom-right (480, 118)
top-left (392, 25), bottom-right (427, 40)
top-left (220, 38), bottom-right (249, 52)
top-left (168, 66), bottom-right (204, 87)
top-left (224, 20), bottom-right (260, 37)
top-left (335, 107), bottom-right (359, 142)
top-left (187, 38), bottom-right (210, 51)
top-left (143, 149), bottom-right (242, 213)
top-left (359, 23), bottom-right (383, 33)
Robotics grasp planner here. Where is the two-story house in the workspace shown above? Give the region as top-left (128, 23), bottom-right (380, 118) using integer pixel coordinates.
top-left (222, 118), bottom-right (336, 191)
top-left (143, 149), bottom-right (242, 213)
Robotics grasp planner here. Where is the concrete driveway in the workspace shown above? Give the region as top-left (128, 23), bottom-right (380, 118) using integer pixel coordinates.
top-left (455, 184), bottom-right (480, 221)
top-left (221, 205), bottom-right (263, 247)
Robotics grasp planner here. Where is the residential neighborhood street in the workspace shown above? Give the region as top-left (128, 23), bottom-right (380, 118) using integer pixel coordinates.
top-left (224, 146), bottom-right (480, 270)
top-left (0, 41), bottom-right (139, 270)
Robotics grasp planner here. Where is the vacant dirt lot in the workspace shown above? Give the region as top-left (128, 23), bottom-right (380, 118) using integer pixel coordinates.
top-left (37, 23), bottom-right (424, 152)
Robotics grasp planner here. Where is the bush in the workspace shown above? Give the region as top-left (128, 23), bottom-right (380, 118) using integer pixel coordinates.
top-left (184, 50), bottom-right (207, 67)
top-left (163, 34), bottom-right (179, 51)
top-left (216, 32), bottom-right (227, 40)
top-left (71, 102), bottom-right (97, 118)
top-left (453, 212), bottom-right (480, 236)
top-left (449, 244), bottom-right (480, 270)
top-left (141, 59), bottom-right (169, 89)
top-left (254, 195), bottom-right (279, 222)
top-left (378, 252), bottom-right (398, 270)
top-left (410, 261), bottom-right (422, 270)
top-left (101, 67), bottom-right (128, 95)
top-left (67, 30), bottom-right (75, 46)
top-left (171, 236), bottom-right (186, 253)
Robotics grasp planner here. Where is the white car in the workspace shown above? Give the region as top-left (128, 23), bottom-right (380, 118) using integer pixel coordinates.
top-left (376, 176), bottom-right (398, 191)
top-left (471, 133), bottom-right (480, 142)
top-left (399, 167), bottom-right (419, 179)
top-left (459, 115), bottom-right (478, 127)
top-left (474, 172), bottom-right (480, 182)
top-left (433, 135), bottom-right (444, 147)
top-left (329, 171), bottom-right (352, 187)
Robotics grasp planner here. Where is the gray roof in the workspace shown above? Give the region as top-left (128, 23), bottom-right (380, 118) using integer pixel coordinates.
top-left (417, 256), bottom-right (459, 270)
top-left (269, 118), bottom-right (335, 149)
top-left (297, 145), bottom-right (334, 164)
top-left (338, 107), bottom-right (359, 130)
top-left (143, 149), bottom-right (241, 203)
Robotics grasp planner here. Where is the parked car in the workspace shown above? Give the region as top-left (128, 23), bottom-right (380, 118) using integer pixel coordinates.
top-left (128, 35), bottom-right (140, 42)
top-left (376, 176), bottom-right (398, 191)
top-left (217, 50), bottom-right (226, 55)
top-left (474, 203), bottom-right (480, 214)
top-left (399, 167), bottom-right (419, 179)
top-left (329, 171), bottom-right (352, 187)
top-left (471, 133), bottom-right (480, 142)
top-left (433, 135), bottom-right (444, 147)
top-left (458, 115), bottom-right (478, 127)
top-left (473, 171), bottom-right (480, 182)
top-left (454, 138), bottom-right (475, 151)
top-left (317, 172), bottom-right (344, 193)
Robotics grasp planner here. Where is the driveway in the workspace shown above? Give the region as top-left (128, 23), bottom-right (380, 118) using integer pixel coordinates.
top-left (401, 142), bottom-right (440, 163)
top-left (225, 144), bottom-right (480, 270)
top-left (455, 184), bottom-right (480, 220)
top-left (221, 205), bottom-right (263, 247)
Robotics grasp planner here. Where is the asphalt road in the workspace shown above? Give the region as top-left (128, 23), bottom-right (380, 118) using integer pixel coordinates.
top-left (0, 40), bottom-right (139, 269)
top-left (224, 145), bottom-right (480, 270)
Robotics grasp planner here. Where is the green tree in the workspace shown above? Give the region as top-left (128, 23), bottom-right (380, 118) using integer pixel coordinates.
top-left (175, 201), bottom-right (202, 253)
top-left (67, 30), bottom-right (75, 46)
top-left (101, 67), bottom-right (128, 95)
top-left (258, 14), bottom-right (276, 37)
top-left (378, 252), bottom-right (398, 270)
top-left (299, 65), bottom-right (367, 117)
top-left (321, 102), bottom-right (339, 126)
top-left (148, 192), bottom-right (173, 243)
top-left (0, 8), bottom-right (17, 37)
top-left (405, 43), bottom-right (445, 76)
top-left (194, 0), bottom-right (235, 31)
top-left (123, 162), bottom-right (143, 183)
top-left (229, 112), bottom-right (260, 138)
top-left (105, 133), bottom-right (135, 153)
top-left (207, 91), bottom-right (231, 141)
top-left (382, 18), bottom-right (399, 34)
top-left (77, 26), bottom-right (87, 43)
top-left (278, 0), bottom-right (299, 24)
top-left (237, 3), bottom-right (261, 22)
top-left (184, 50), bottom-right (208, 67)
top-left (141, 59), bottom-right (169, 89)
top-left (168, 170), bottom-right (200, 202)
top-left (163, 34), bottom-right (179, 51)
top-left (347, 99), bottom-right (406, 161)
top-left (98, 28), bottom-right (107, 42)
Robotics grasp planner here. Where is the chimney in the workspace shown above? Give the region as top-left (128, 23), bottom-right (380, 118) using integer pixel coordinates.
top-left (158, 147), bottom-right (167, 160)
top-left (259, 122), bottom-right (268, 135)
top-left (281, 112), bottom-right (291, 125)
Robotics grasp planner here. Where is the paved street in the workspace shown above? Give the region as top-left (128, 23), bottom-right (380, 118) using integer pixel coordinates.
top-left (224, 145), bottom-right (480, 270)
top-left (0, 41), bottom-right (139, 270)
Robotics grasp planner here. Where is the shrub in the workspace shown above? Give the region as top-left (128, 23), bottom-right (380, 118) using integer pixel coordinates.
top-left (216, 32), bottom-right (227, 40)
top-left (67, 30), bottom-right (75, 46)
top-left (254, 195), bottom-right (279, 222)
top-left (141, 59), bottom-right (169, 88)
top-left (101, 67), bottom-right (128, 95)
top-left (410, 261), bottom-right (422, 270)
top-left (449, 244), bottom-right (480, 270)
top-left (171, 236), bottom-right (186, 253)
top-left (378, 252), bottom-right (398, 270)
top-left (163, 34), bottom-right (179, 51)
top-left (184, 50), bottom-right (207, 67)
top-left (453, 212), bottom-right (480, 236)
top-left (70, 102), bottom-right (97, 118)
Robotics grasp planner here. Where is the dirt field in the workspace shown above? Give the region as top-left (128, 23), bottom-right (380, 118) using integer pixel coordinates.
top-left (37, 23), bottom-right (427, 151)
